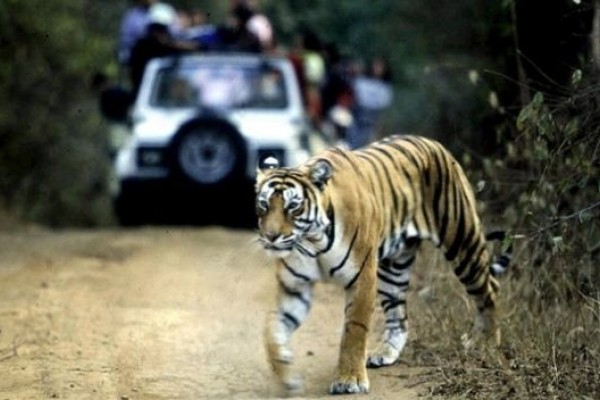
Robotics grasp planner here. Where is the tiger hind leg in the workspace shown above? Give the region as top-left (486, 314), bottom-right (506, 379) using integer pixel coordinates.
top-left (452, 237), bottom-right (501, 345)
top-left (471, 277), bottom-right (501, 346)
top-left (367, 240), bottom-right (419, 368)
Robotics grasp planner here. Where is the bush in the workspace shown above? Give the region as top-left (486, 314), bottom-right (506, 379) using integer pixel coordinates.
top-left (0, 0), bottom-right (117, 226)
top-left (408, 69), bottom-right (600, 399)
top-left (485, 71), bottom-right (600, 299)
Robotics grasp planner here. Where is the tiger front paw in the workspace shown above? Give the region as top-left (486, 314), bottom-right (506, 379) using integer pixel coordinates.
top-left (328, 374), bottom-right (369, 394)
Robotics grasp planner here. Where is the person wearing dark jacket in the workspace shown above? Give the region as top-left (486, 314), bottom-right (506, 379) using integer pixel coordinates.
top-left (129, 22), bottom-right (198, 97)
top-left (216, 4), bottom-right (261, 53)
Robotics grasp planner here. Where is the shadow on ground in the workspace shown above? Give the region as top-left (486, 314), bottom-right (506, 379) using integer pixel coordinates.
top-left (113, 179), bottom-right (258, 229)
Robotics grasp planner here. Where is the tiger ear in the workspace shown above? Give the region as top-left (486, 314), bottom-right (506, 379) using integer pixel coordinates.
top-left (309, 159), bottom-right (332, 189)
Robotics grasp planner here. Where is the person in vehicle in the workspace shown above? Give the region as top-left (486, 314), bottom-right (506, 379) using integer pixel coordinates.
top-left (160, 76), bottom-right (197, 107)
top-left (118, 0), bottom-right (157, 66)
top-left (129, 20), bottom-right (199, 97)
top-left (216, 3), bottom-right (262, 53)
top-left (244, 0), bottom-right (274, 52)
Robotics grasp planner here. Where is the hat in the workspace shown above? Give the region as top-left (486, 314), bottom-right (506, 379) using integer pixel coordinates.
top-left (148, 3), bottom-right (176, 26)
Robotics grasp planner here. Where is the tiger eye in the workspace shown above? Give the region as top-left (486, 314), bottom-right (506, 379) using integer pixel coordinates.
top-left (256, 199), bottom-right (269, 215)
top-left (288, 202), bottom-right (304, 216)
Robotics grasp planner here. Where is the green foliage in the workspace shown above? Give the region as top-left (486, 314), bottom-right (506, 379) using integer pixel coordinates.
top-left (0, 0), bottom-right (116, 226)
top-left (264, 0), bottom-right (392, 57)
top-left (478, 71), bottom-right (600, 300)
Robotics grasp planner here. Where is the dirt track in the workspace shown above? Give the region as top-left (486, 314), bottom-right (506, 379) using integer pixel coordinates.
top-left (0, 226), bottom-right (421, 399)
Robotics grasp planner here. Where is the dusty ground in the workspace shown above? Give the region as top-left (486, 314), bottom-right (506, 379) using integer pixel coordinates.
top-left (0, 226), bottom-right (422, 400)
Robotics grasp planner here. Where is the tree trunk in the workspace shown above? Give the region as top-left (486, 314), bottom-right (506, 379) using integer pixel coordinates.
top-left (592, 0), bottom-right (600, 73)
top-left (510, 0), bottom-right (531, 107)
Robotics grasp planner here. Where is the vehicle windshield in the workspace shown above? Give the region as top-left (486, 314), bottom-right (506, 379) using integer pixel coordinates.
top-left (150, 61), bottom-right (288, 110)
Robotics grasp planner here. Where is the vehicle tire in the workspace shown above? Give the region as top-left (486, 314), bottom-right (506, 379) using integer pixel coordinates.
top-left (169, 119), bottom-right (246, 188)
top-left (113, 180), bottom-right (167, 226)
top-left (221, 179), bottom-right (258, 229)
top-left (113, 181), bottom-right (144, 226)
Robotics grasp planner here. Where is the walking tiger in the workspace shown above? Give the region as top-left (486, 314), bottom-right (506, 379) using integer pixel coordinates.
top-left (255, 135), bottom-right (511, 394)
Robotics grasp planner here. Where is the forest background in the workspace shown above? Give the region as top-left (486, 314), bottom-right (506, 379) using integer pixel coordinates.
top-left (1, 1), bottom-right (599, 397)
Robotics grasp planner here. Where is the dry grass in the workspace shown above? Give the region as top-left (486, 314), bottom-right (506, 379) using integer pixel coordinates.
top-left (393, 242), bottom-right (600, 399)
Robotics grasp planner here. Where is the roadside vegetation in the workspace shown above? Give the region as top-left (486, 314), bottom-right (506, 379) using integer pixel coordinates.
top-left (402, 73), bottom-right (600, 398)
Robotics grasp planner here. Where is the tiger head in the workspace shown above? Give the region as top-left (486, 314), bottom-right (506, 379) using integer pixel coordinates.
top-left (255, 157), bottom-right (333, 257)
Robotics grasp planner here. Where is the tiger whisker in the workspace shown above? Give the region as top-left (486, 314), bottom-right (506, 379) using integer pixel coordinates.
top-left (294, 239), bottom-right (317, 258)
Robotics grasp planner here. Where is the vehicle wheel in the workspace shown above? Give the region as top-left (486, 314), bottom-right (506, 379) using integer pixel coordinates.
top-left (170, 121), bottom-right (246, 187)
top-left (113, 180), bottom-right (157, 226)
top-left (113, 185), bottom-right (142, 226)
top-left (222, 179), bottom-right (258, 229)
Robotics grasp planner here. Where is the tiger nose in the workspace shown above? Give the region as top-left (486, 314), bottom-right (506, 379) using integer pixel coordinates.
top-left (264, 231), bottom-right (280, 242)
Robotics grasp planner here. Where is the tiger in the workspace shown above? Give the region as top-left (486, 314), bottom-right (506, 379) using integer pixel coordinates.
top-left (255, 134), bottom-right (511, 395)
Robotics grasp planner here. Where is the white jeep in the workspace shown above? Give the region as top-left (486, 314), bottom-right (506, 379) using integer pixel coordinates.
top-left (112, 52), bottom-right (317, 225)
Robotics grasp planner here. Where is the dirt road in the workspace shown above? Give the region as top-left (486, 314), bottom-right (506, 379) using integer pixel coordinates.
top-left (0, 226), bottom-right (421, 399)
